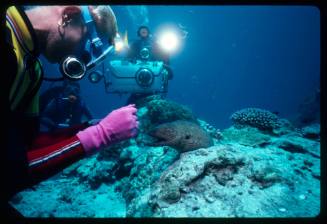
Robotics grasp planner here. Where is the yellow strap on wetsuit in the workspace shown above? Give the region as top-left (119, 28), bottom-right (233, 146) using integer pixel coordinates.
top-left (6, 6), bottom-right (42, 116)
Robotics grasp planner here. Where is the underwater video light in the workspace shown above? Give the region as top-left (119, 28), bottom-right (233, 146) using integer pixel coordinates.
top-left (115, 40), bottom-right (124, 52)
top-left (114, 35), bottom-right (124, 52)
top-left (157, 30), bottom-right (180, 53)
top-left (114, 32), bottom-right (129, 53)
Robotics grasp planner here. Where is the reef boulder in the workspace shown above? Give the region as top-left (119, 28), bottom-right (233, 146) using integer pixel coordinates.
top-left (146, 97), bottom-right (197, 125)
top-left (230, 108), bottom-right (294, 135)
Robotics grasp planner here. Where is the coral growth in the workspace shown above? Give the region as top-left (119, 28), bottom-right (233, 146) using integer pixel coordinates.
top-left (146, 98), bottom-right (197, 125)
top-left (222, 126), bottom-right (271, 147)
top-left (198, 119), bottom-right (223, 140)
top-left (10, 101), bottom-right (320, 218)
top-left (230, 108), bottom-right (281, 131)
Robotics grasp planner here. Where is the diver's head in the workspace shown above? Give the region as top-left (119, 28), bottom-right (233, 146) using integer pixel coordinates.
top-left (137, 26), bottom-right (150, 39)
top-left (25, 5), bottom-right (118, 64)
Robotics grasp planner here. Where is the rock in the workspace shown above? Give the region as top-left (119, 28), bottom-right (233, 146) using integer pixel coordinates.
top-left (75, 157), bottom-right (118, 189)
top-left (301, 124), bottom-right (320, 140)
top-left (159, 179), bottom-right (181, 204)
top-left (275, 139), bottom-right (306, 153)
top-left (58, 185), bottom-right (75, 203)
top-left (272, 119), bottom-right (295, 136)
top-left (279, 208), bottom-right (287, 212)
top-left (273, 136), bottom-right (320, 158)
top-left (119, 145), bottom-right (140, 161)
top-left (222, 126), bottom-right (271, 147)
top-left (249, 165), bottom-right (283, 188)
top-left (299, 194), bottom-right (306, 200)
top-left (126, 140), bottom-right (320, 217)
top-left (147, 145), bottom-right (247, 213)
top-left (9, 100), bottom-right (320, 218)
top-left (122, 146), bottom-right (179, 212)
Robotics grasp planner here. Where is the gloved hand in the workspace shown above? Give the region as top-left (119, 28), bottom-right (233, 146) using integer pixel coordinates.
top-left (77, 104), bottom-right (138, 155)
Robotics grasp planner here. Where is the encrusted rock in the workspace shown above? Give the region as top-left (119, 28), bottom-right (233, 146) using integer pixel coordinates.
top-left (230, 108), bottom-right (281, 131)
top-left (147, 98), bottom-right (197, 125)
top-left (301, 124), bottom-right (320, 140)
top-left (222, 126), bottom-right (271, 147)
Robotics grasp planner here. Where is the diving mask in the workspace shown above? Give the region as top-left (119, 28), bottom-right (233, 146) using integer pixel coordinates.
top-left (59, 6), bottom-right (114, 81)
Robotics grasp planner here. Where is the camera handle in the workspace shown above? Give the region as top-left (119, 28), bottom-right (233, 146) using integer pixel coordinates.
top-left (88, 62), bottom-right (113, 94)
top-left (163, 64), bottom-right (173, 80)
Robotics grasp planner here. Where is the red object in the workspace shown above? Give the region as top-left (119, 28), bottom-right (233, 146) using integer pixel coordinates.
top-left (31, 123), bottom-right (87, 149)
top-left (27, 124), bottom-right (88, 180)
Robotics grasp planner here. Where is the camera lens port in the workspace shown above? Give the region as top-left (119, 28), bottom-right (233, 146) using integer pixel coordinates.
top-left (136, 68), bottom-right (154, 87)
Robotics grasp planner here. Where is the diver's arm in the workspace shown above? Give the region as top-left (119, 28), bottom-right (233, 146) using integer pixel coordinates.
top-left (30, 122), bottom-right (89, 149)
top-left (26, 123), bottom-right (90, 183)
top-left (27, 135), bottom-right (86, 183)
top-left (26, 105), bottom-right (138, 183)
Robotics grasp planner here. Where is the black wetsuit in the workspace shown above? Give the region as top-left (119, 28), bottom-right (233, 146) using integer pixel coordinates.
top-left (127, 37), bottom-right (169, 64)
top-left (40, 95), bottom-right (93, 132)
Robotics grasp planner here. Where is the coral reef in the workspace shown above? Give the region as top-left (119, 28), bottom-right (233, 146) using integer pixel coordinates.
top-left (301, 124), bottom-right (320, 140)
top-left (146, 98), bottom-right (197, 125)
top-left (122, 146), bottom-right (179, 217)
top-left (230, 108), bottom-right (281, 131)
top-left (222, 126), bottom-right (271, 147)
top-left (9, 102), bottom-right (320, 218)
top-left (131, 94), bottom-right (163, 108)
top-left (198, 119), bottom-right (223, 141)
top-left (273, 135), bottom-right (320, 159)
top-left (131, 141), bottom-right (320, 217)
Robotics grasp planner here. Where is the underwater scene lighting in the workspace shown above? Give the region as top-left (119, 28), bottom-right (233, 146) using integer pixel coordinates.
top-left (157, 29), bottom-right (181, 53)
top-left (114, 34), bottom-right (125, 52)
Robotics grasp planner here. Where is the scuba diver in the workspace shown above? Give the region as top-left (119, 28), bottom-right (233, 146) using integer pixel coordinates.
top-left (126, 26), bottom-right (170, 104)
top-left (3, 5), bottom-right (138, 217)
top-left (127, 25), bottom-right (169, 64)
top-left (40, 81), bottom-right (93, 132)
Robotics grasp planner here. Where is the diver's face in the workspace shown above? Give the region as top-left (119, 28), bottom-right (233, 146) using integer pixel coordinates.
top-left (45, 17), bottom-right (88, 63)
top-left (139, 28), bottom-right (149, 38)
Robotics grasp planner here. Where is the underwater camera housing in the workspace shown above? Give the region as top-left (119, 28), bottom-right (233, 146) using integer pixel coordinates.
top-left (88, 59), bottom-right (172, 94)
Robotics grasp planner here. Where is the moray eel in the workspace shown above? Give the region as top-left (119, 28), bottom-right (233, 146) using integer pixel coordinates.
top-left (148, 120), bottom-right (213, 152)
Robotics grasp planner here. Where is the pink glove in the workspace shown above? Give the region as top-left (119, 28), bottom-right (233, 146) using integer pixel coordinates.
top-left (77, 104), bottom-right (138, 155)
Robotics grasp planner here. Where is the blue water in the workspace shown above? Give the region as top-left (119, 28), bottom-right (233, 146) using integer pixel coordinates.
top-left (40, 5), bottom-right (320, 129)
